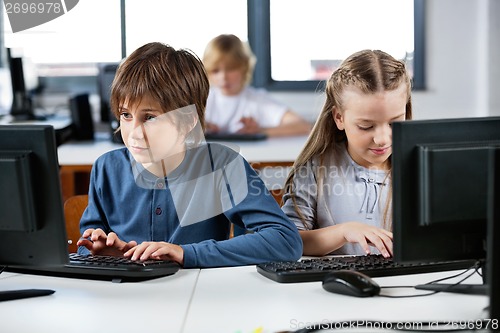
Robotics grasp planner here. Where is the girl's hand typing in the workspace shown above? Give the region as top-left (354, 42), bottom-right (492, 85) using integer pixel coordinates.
top-left (340, 222), bottom-right (393, 258)
top-left (300, 223), bottom-right (393, 257)
top-left (205, 121), bottom-right (220, 133)
top-left (237, 116), bottom-right (260, 134)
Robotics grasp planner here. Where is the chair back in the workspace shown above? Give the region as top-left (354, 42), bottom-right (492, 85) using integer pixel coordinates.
top-left (63, 194), bottom-right (88, 253)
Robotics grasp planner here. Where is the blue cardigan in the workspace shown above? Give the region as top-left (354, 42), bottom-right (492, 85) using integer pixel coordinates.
top-left (78, 143), bottom-right (302, 268)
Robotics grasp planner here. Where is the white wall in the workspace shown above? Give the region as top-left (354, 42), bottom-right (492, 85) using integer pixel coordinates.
top-left (270, 0), bottom-right (500, 122)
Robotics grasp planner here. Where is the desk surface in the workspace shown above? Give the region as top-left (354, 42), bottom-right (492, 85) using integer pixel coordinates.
top-left (0, 266), bottom-right (489, 333)
top-left (57, 135), bottom-right (309, 165)
top-left (0, 269), bottom-right (200, 333)
top-left (185, 266), bottom-right (488, 333)
top-left (0, 114), bottom-right (72, 130)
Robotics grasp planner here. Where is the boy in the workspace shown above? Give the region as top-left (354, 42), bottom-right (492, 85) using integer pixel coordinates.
top-left (77, 42), bottom-right (302, 267)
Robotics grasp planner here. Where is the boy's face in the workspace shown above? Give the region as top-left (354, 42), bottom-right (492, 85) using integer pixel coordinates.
top-left (333, 84), bottom-right (407, 170)
top-left (207, 61), bottom-right (245, 96)
top-left (119, 95), bottom-right (187, 174)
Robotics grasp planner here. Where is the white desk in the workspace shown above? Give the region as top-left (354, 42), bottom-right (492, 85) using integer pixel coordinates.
top-left (0, 114), bottom-right (72, 130)
top-left (184, 266), bottom-right (489, 333)
top-left (56, 135), bottom-right (308, 202)
top-left (0, 269), bottom-right (200, 333)
top-left (0, 267), bottom-right (489, 333)
top-left (57, 135), bottom-right (309, 165)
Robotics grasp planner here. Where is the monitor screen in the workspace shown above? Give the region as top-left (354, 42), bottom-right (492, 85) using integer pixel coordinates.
top-left (0, 125), bottom-right (68, 266)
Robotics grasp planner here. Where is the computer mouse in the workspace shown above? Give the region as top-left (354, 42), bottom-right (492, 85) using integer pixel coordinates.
top-left (322, 270), bottom-right (380, 297)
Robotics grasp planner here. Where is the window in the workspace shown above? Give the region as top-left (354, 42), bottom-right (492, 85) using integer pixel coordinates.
top-left (1, 0), bottom-right (423, 92)
top-left (1, 0), bottom-right (247, 75)
top-left (249, 0), bottom-right (425, 91)
top-left (124, 0), bottom-right (247, 59)
top-left (2, 0), bottom-right (121, 76)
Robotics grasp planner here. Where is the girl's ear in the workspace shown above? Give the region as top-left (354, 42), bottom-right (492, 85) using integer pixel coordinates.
top-left (333, 107), bottom-right (345, 130)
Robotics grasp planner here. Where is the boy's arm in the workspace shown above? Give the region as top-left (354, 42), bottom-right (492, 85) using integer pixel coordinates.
top-left (181, 162), bottom-right (303, 268)
top-left (77, 162), bottom-right (112, 255)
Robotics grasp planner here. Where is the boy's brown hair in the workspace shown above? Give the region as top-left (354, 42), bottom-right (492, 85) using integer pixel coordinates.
top-left (110, 42), bottom-right (209, 131)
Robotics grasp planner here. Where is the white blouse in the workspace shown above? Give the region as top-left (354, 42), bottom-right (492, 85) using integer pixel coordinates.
top-left (205, 86), bottom-right (287, 133)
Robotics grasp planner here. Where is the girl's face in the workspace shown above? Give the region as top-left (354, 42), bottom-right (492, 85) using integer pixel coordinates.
top-left (207, 60), bottom-right (245, 96)
top-left (119, 95), bottom-right (187, 176)
top-left (334, 84), bottom-right (408, 170)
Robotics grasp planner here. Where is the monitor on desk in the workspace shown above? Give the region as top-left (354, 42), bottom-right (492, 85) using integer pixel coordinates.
top-left (488, 148), bottom-right (500, 320)
top-left (392, 116), bottom-right (500, 300)
top-left (6, 48), bottom-right (44, 121)
top-left (97, 63), bottom-right (119, 123)
top-left (0, 125), bottom-right (180, 285)
top-left (97, 63), bottom-right (123, 143)
top-left (0, 125), bottom-right (68, 266)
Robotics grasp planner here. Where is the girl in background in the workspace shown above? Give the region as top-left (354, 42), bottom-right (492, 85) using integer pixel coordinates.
top-left (202, 34), bottom-right (311, 137)
top-left (282, 49), bottom-right (412, 258)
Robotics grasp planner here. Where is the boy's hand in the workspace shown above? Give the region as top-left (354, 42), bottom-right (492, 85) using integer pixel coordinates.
top-left (124, 242), bottom-right (184, 266)
top-left (76, 228), bottom-right (137, 257)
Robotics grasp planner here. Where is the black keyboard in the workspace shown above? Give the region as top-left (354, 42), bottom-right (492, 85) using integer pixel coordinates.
top-left (68, 253), bottom-right (176, 270)
top-left (256, 254), bottom-right (476, 283)
top-left (7, 254), bottom-right (180, 283)
top-left (205, 132), bottom-right (268, 141)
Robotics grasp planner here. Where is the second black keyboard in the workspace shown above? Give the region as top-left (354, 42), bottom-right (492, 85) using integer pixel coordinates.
top-left (256, 254), bottom-right (477, 283)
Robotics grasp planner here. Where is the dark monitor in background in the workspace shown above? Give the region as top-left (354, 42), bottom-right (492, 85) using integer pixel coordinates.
top-left (392, 116), bottom-right (500, 298)
top-left (97, 63), bottom-right (118, 123)
top-left (6, 48), bottom-right (44, 121)
top-left (97, 63), bottom-right (122, 143)
top-left (69, 93), bottom-right (94, 141)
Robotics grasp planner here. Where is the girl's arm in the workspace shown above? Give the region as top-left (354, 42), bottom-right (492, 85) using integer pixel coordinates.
top-left (262, 110), bottom-right (312, 137)
top-left (300, 222), bottom-right (393, 257)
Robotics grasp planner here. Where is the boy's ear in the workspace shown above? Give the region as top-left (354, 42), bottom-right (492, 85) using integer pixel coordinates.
top-left (184, 115), bottom-right (199, 135)
top-left (333, 107), bottom-right (345, 130)
top-left (189, 115), bottom-right (198, 132)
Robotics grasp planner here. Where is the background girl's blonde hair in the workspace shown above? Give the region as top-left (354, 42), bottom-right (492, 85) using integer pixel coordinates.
top-left (284, 49), bottom-right (413, 230)
top-left (202, 34), bottom-right (257, 86)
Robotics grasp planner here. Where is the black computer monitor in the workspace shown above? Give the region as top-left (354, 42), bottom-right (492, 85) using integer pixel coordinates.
top-left (96, 63), bottom-right (123, 143)
top-left (487, 148), bottom-right (499, 320)
top-left (97, 63), bottom-right (118, 123)
top-left (392, 116), bottom-right (500, 299)
top-left (6, 48), bottom-right (43, 121)
top-left (0, 125), bottom-right (68, 266)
